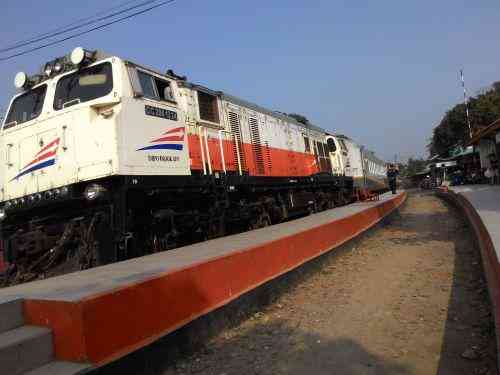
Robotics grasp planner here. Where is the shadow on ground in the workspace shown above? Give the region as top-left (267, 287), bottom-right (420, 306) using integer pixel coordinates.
top-left (95, 323), bottom-right (412, 375)
top-left (436, 198), bottom-right (498, 375)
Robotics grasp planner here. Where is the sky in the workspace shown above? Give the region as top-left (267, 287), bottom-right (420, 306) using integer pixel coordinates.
top-left (1, 0), bottom-right (499, 161)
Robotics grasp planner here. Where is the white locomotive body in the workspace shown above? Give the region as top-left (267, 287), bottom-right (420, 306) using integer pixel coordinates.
top-left (0, 48), bottom-right (386, 283)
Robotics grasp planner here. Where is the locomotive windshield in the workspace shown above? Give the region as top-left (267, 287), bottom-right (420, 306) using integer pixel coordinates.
top-left (4, 84), bottom-right (47, 129)
top-left (53, 62), bottom-right (113, 110)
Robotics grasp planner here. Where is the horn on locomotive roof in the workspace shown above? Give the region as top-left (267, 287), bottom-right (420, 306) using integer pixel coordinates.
top-left (166, 69), bottom-right (187, 81)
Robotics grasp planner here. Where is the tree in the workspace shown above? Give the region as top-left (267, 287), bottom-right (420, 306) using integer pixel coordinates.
top-left (429, 82), bottom-right (500, 157)
top-left (493, 81), bottom-right (500, 94)
top-left (400, 157), bottom-right (427, 177)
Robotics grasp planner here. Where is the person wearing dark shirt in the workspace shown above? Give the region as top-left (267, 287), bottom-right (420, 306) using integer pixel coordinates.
top-left (387, 164), bottom-right (399, 194)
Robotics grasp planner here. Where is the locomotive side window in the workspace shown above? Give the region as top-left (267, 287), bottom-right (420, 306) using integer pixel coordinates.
top-left (327, 138), bottom-right (337, 153)
top-left (137, 70), bottom-right (175, 102)
top-left (303, 136), bottom-right (311, 152)
top-left (4, 84), bottom-right (47, 129)
top-left (138, 71), bottom-right (156, 98)
top-left (54, 62), bottom-right (113, 110)
top-left (197, 91), bottom-right (219, 123)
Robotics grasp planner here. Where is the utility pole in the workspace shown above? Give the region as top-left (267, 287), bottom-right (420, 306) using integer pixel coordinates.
top-left (460, 69), bottom-right (473, 139)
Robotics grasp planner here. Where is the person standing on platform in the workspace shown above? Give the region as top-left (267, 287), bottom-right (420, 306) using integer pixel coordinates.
top-left (387, 164), bottom-right (399, 194)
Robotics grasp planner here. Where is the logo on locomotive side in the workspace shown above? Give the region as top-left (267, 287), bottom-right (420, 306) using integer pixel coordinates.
top-left (136, 126), bottom-right (185, 151)
top-left (11, 138), bottom-right (60, 181)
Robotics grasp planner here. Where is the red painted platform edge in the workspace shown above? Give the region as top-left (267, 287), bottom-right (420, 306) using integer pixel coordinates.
top-left (436, 190), bottom-right (500, 372)
top-left (24, 192), bottom-right (407, 366)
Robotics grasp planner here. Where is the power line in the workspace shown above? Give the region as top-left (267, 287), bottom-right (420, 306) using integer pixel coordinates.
top-left (1, 0), bottom-right (144, 52)
top-left (0, 0), bottom-right (176, 62)
top-left (0, 0), bottom-right (162, 53)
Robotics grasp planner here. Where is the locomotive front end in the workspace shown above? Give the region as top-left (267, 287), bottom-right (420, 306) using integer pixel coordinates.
top-left (0, 48), bottom-right (125, 282)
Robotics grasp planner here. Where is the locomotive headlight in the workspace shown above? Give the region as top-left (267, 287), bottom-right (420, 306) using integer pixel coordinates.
top-left (84, 184), bottom-right (107, 201)
top-left (44, 62), bottom-right (53, 77)
top-left (53, 60), bottom-right (63, 73)
top-left (14, 72), bottom-right (28, 89)
top-left (70, 47), bottom-right (95, 66)
top-left (60, 186), bottom-right (69, 196)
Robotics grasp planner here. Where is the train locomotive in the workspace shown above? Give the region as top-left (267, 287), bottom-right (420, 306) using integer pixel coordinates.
top-left (0, 48), bottom-right (387, 283)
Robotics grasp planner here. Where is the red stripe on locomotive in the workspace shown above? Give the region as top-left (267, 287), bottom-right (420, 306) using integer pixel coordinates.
top-left (187, 135), bottom-right (326, 177)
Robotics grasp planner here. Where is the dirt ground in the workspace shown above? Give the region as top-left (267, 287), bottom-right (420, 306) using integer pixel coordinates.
top-left (154, 192), bottom-right (497, 375)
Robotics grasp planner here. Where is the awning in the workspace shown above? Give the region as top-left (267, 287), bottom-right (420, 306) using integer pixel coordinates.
top-left (467, 118), bottom-right (500, 146)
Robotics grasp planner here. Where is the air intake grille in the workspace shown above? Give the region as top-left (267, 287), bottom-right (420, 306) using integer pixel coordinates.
top-left (248, 117), bottom-right (265, 174)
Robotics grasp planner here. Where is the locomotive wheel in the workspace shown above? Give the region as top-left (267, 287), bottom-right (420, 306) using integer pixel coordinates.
top-left (249, 210), bottom-right (271, 230)
top-left (326, 197), bottom-right (335, 210)
top-left (207, 213), bottom-right (226, 239)
top-left (79, 213), bottom-right (114, 268)
top-left (307, 201), bottom-right (318, 215)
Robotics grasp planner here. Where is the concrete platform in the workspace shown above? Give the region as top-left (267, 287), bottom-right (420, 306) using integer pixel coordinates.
top-left (450, 185), bottom-right (500, 259)
top-left (439, 185), bottom-right (500, 370)
top-left (0, 191), bottom-right (406, 371)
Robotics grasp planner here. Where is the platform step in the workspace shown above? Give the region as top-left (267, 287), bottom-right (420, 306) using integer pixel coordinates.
top-left (24, 361), bottom-right (92, 375)
top-left (0, 298), bottom-right (24, 334)
top-left (0, 325), bottom-right (53, 375)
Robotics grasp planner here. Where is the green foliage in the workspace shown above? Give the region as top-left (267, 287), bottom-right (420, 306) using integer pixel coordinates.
top-left (400, 157), bottom-right (427, 177)
top-left (429, 83), bottom-right (500, 157)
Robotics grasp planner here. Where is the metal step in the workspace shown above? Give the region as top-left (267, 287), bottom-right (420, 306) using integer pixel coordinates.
top-left (0, 325), bottom-right (53, 375)
top-left (24, 361), bottom-right (92, 375)
top-left (0, 298), bottom-right (24, 334)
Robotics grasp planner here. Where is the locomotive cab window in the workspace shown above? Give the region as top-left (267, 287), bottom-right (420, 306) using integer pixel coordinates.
top-left (137, 70), bottom-right (175, 103)
top-left (54, 62), bottom-right (113, 110)
top-left (4, 84), bottom-right (47, 129)
top-left (327, 138), bottom-right (337, 153)
top-left (197, 91), bottom-right (219, 123)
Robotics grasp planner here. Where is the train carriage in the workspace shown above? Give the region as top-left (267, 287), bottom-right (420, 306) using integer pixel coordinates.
top-left (326, 134), bottom-right (387, 192)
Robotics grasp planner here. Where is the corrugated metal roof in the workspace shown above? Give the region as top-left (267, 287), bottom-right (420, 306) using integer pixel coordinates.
top-left (467, 118), bottom-right (500, 146)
